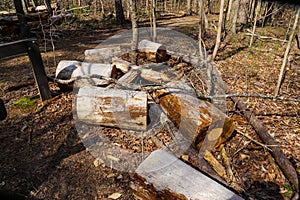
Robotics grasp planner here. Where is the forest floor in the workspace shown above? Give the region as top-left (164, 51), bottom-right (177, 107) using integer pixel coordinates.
top-left (0, 14), bottom-right (299, 200)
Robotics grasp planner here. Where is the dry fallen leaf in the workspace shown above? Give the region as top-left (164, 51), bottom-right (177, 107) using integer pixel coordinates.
top-left (108, 192), bottom-right (122, 199)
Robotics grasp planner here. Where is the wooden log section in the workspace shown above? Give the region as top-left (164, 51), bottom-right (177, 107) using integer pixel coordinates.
top-left (153, 89), bottom-right (235, 152)
top-left (84, 46), bottom-right (122, 63)
top-left (131, 149), bottom-right (244, 200)
top-left (112, 56), bottom-right (132, 73)
top-left (76, 86), bottom-right (148, 131)
top-left (55, 60), bottom-right (117, 89)
top-left (138, 40), bottom-right (167, 63)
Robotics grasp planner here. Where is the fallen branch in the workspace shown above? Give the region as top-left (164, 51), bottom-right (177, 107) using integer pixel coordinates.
top-left (246, 30), bottom-right (287, 42)
top-left (236, 130), bottom-right (273, 151)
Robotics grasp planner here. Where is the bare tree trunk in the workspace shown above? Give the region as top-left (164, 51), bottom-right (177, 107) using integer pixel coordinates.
top-left (152, 0), bottom-right (157, 42)
top-left (212, 0), bottom-right (225, 60)
top-left (187, 0), bottom-right (192, 15)
top-left (207, 0), bottom-right (212, 14)
top-left (226, 0), bottom-right (234, 21)
top-left (115, 0), bottom-right (126, 25)
top-left (248, 0), bottom-right (256, 22)
top-left (275, 7), bottom-right (300, 96)
top-left (44, 0), bottom-right (53, 14)
top-left (99, 0), bottom-right (105, 17)
top-left (146, 0), bottom-right (149, 11)
top-left (130, 0), bottom-right (139, 65)
top-left (198, 0), bottom-right (206, 60)
top-left (230, 0), bottom-right (240, 34)
top-left (13, 0), bottom-right (30, 38)
top-left (249, 0), bottom-right (260, 47)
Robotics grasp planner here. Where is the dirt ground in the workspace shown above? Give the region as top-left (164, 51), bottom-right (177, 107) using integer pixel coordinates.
top-left (0, 14), bottom-right (299, 199)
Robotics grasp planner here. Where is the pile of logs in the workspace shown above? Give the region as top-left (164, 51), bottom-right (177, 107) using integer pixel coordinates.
top-left (55, 39), bottom-right (240, 199)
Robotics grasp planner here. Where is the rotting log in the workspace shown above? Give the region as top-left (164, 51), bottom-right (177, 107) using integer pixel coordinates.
top-left (152, 87), bottom-right (235, 152)
top-left (131, 149), bottom-right (244, 200)
top-left (76, 86), bottom-right (148, 131)
top-left (138, 40), bottom-right (167, 63)
top-left (55, 60), bottom-right (117, 89)
top-left (84, 46), bottom-right (122, 63)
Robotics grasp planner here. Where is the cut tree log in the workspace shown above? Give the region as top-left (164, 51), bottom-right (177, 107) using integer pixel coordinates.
top-left (152, 87), bottom-right (235, 153)
top-left (112, 56), bottom-right (132, 73)
top-left (131, 149), bottom-right (244, 200)
top-left (55, 60), bottom-right (117, 89)
top-left (138, 40), bottom-right (167, 63)
top-left (84, 47), bottom-right (122, 63)
top-left (76, 86), bottom-right (148, 131)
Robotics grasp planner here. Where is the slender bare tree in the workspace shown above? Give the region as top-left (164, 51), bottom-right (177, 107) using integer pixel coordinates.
top-left (212, 0), bottom-right (225, 60)
top-left (249, 0), bottom-right (261, 47)
top-left (129, 0), bottom-right (139, 65)
top-left (187, 0), bottom-right (192, 15)
top-left (152, 0), bottom-right (157, 42)
top-left (198, 0), bottom-right (206, 59)
top-left (275, 6), bottom-right (300, 96)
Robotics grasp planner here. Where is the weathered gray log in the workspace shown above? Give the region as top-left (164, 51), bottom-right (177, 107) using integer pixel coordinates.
top-left (138, 40), bottom-right (167, 62)
top-left (84, 46), bottom-right (122, 63)
top-left (131, 149), bottom-right (244, 200)
top-left (76, 86), bottom-right (148, 131)
top-left (55, 60), bottom-right (117, 89)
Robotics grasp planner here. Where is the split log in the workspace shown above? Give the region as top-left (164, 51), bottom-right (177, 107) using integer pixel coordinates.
top-left (131, 149), bottom-right (244, 200)
top-left (112, 57), bottom-right (132, 73)
top-left (152, 87), bottom-right (235, 153)
top-left (116, 63), bottom-right (178, 88)
top-left (138, 40), bottom-right (167, 63)
top-left (76, 86), bottom-right (148, 131)
top-left (84, 47), bottom-right (122, 63)
top-left (55, 60), bottom-right (117, 89)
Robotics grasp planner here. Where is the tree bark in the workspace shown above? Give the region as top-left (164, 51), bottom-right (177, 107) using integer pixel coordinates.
top-left (186, 0), bottom-right (192, 15)
top-left (153, 89), bottom-right (235, 152)
top-left (226, 0), bottom-right (234, 22)
top-left (152, 0), bottom-right (157, 42)
top-left (198, 0), bottom-right (206, 60)
top-left (130, 0), bottom-right (139, 65)
top-left (275, 6), bottom-right (300, 96)
top-left (115, 0), bottom-right (125, 25)
top-left (230, 0), bottom-right (240, 34)
top-left (212, 0), bottom-right (225, 60)
top-left (138, 40), bottom-right (167, 63)
top-left (76, 86), bottom-right (148, 131)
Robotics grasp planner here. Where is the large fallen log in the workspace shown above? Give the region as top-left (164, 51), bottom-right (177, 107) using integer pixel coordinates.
top-left (152, 86), bottom-right (235, 152)
top-left (84, 47), bottom-right (122, 63)
top-left (131, 149), bottom-right (244, 200)
top-left (76, 86), bottom-right (148, 131)
top-left (138, 40), bottom-right (167, 63)
top-left (55, 60), bottom-right (117, 89)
